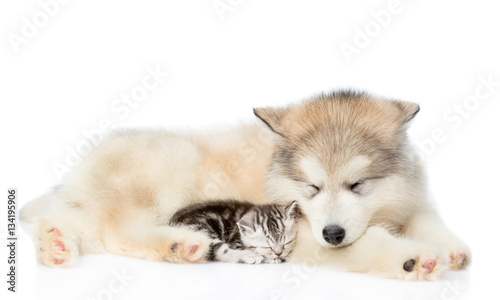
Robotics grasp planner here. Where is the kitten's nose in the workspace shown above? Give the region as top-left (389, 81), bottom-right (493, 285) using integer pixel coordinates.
top-left (273, 248), bottom-right (283, 257)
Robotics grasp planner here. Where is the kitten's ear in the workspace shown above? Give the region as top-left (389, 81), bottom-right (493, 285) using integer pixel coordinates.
top-left (237, 211), bottom-right (256, 236)
top-left (285, 201), bottom-right (300, 219)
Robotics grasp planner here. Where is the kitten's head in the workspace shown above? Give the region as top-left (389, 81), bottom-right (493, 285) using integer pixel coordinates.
top-left (237, 201), bottom-right (300, 262)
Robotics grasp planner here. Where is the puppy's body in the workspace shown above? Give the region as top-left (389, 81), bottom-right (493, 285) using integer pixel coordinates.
top-left (21, 91), bottom-right (470, 280)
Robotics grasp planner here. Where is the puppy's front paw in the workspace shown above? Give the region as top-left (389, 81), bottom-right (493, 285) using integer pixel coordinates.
top-left (446, 241), bottom-right (471, 270)
top-left (402, 247), bottom-right (448, 281)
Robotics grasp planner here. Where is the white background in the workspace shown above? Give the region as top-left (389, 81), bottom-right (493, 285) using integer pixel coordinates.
top-left (1, 0), bottom-right (499, 299)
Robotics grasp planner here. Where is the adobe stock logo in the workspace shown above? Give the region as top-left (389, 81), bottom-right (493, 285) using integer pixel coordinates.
top-left (340, 0), bottom-right (405, 63)
top-left (416, 74), bottom-right (499, 158)
top-left (86, 268), bottom-right (135, 300)
top-left (7, 0), bottom-right (71, 53)
top-left (51, 65), bottom-right (168, 180)
top-left (213, 0), bottom-right (244, 21)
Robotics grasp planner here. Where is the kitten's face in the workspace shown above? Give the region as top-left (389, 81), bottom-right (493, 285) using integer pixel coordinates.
top-left (237, 202), bottom-right (300, 262)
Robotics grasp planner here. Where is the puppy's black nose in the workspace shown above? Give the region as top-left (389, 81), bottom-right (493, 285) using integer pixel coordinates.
top-left (322, 225), bottom-right (345, 245)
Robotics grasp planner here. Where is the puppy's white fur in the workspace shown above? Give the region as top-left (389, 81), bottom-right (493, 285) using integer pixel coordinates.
top-left (21, 91), bottom-right (470, 280)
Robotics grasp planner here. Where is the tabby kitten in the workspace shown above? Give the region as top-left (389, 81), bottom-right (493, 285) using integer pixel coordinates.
top-left (169, 200), bottom-right (300, 264)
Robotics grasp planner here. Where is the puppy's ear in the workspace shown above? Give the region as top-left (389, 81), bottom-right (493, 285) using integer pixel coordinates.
top-left (392, 100), bottom-right (420, 124)
top-left (253, 107), bottom-right (287, 136)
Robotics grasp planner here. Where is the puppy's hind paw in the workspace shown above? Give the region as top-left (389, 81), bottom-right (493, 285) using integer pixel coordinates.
top-left (38, 227), bottom-right (78, 268)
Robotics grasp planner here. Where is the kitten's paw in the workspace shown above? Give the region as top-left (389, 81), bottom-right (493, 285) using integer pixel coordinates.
top-left (38, 227), bottom-right (78, 268)
top-left (402, 246), bottom-right (448, 281)
top-left (263, 257), bottom-right (282, 264)
top-left (239, 252), bottom-right (264, 264)
top-left (170, 237), bottom-right (209, 263)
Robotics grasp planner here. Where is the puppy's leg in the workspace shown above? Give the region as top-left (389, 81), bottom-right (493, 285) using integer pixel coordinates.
top-left (153, 226), bottom-right (211, 264)
top-left (402, 209), bottom-right (471, 270)
top-left (104, 217), bottom-right (211, 264)
top-left (292, 222), bottom-right (449, 281)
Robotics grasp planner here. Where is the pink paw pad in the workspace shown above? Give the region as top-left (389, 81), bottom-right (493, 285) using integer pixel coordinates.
top-left (172, 242), bottom-right (199, 256)
top-left (50, 228), bottom-right (62, 236)
top-left (45, 228), bottom-right (71, 266)
top-left (53, 258), bottom-right (65, 265)
top-left (187, 244), bottom-right (199, 256)
top-left (422, 259), bottom-right (436, 273)
top-left (52, 240), bottom-right (66, 251)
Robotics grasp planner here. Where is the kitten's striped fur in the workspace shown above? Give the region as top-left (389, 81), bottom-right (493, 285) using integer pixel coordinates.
top-left (170, 200), bottom-right (300, 264)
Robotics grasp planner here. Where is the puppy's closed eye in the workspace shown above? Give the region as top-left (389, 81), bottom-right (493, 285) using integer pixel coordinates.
top-left (306, 184), bottom-right (321, 198)
top-left (348, 180), bottom-right (365, 194)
